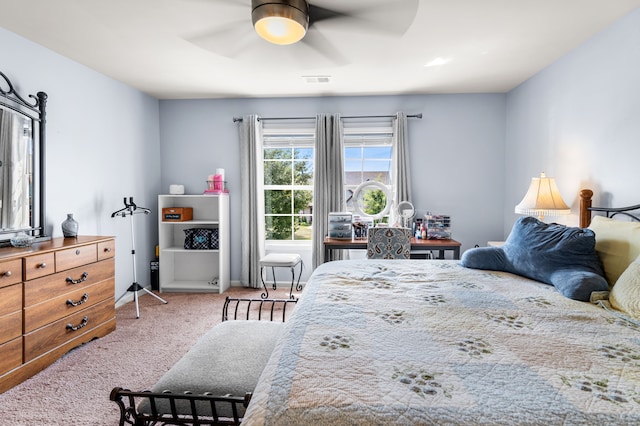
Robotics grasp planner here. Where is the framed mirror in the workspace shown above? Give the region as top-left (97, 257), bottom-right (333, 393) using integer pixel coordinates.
top-left (352, 180), bottom-right (392, 221)
top-left (0, 71), bottom-right (48, 245)
top-left (396, 200), bottom-right (415, 228)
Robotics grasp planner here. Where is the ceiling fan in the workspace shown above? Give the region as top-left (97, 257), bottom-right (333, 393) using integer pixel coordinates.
top-left (185, 0), bottom-right (419, 67)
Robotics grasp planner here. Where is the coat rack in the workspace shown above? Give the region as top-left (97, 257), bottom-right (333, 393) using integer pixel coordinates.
top-left (112, 197), bottom-right (167, 318)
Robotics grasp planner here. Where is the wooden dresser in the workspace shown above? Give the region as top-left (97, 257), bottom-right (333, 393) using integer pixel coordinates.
top-left (0, 236), bottom-right (116, 393)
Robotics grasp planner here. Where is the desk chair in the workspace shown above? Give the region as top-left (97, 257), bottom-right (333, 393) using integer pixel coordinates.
top-left (367, 227), bottom-right (412, 259)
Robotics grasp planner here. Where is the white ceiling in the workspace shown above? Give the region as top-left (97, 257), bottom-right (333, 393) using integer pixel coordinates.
top-left (1, 0), bottom-right (639, 100)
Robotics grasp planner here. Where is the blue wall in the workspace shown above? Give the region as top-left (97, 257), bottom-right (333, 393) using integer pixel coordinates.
top-left (159, 94), bottom-right (506, 282)
top-left (0, 27), bottom-right (161, 302)
top-left (504, 8), bottom-right (640, 235)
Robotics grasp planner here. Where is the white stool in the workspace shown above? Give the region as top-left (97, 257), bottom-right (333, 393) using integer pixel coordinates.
top-left (259, 253), bottom-right (303, 300)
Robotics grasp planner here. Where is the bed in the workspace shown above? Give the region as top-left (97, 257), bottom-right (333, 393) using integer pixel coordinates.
top-left (241, 189), bottom-right (640, 425)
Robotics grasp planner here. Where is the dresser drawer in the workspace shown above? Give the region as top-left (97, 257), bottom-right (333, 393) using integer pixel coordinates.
top-left (55, 243), bottom-right (98, 272)
top-left (24, 258), bottom-right (114, 307)
top-left (0, 311), bottom-right (22, 344)
top-left (0, 337), bottom-right (22, 376)
top-left (24, 298), bottom-right (115, 362)
top-left (24, 278), bottom-right (114, 333)
top-left (0, 282), bottom-right (22, 316)
top-left (0, 259), bottom-right (22, 289)
top-left (24, 253), bottom-right (55, 281)
top-left (97, 239), bottom-right (115, 261)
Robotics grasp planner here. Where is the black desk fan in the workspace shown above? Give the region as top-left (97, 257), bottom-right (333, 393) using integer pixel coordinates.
top-left (112, 197), bottom-right (167, 318)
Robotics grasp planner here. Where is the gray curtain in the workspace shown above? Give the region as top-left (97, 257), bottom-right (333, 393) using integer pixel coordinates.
top-left (239, 115), bottom-right (265, 288)
top-left (312, 114), bottom-right (345, 268)
top-left (392, 112), bottom-right (412, 211)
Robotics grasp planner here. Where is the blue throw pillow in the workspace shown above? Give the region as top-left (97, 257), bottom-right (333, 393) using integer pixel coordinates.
top-left (461, 216), bottom-right (608, 301)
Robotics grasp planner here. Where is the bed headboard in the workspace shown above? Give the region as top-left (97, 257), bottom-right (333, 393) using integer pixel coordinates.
top-left (579, 189), bottom-right (640, 228)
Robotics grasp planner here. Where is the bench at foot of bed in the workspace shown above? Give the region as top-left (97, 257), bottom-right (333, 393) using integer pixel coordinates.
top-left (110, 298), bottom-right (296, 426)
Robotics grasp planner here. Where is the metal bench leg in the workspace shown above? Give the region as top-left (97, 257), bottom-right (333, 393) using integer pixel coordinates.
top-left (271, 266), bottom-right (277, 290)
top-left (289, 262), bottom-right (303, 300)
top-left (260, 266), bottom-right (269, 299)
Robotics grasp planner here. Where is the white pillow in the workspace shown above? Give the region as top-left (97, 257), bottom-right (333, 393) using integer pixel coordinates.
top-left (610, 253), bottom-right (640, 319)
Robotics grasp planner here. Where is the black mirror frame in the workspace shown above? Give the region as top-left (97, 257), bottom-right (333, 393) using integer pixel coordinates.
top-left (0, 71), bottom-right (48, 243)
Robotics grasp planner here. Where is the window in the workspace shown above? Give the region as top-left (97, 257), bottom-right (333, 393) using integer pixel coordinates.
top-left (343, 120), bottom-right (394, 222)
top-left (262, 122), bottom-right (315, 242)
top-left (261, 117), bottom-right (396, 241)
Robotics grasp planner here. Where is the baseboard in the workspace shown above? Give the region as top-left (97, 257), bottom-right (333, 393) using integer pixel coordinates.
top-left (114, 280), bottom-right (307, 308)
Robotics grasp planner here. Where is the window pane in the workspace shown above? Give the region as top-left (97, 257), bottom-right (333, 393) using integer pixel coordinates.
top-left (363, 146), bottom-right (392, 158)
top-left (294, 147), bottom-right (313, 159)
top-left (264, 147), bottom-right (291, 160)
top-left (344, 147), bottom-right (361, 159)
top-left (344, 159), bottom-right (362, 172)
top-left (265, 190), bottom-right (291, 214)
top-left (294, 215), bottom-right (313, 241)
top-left (294, 190), bottom-right (313, 213)
top-left (294, 160), bottom-right (314, 185)
top-left (364, 159), bottom-right (391, 172)
top-left (361, 170), bottom-right (391, 185)
top-left (264, 161), bottom-right (293, 185)
top-left (265, 216), bottom-right (292, 240)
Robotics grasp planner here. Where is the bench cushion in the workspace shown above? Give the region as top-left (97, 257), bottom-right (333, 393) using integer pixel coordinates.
top-left (259, 253), bottom-right (302, 267)
top-left (137, 320), bottom-right (283, 418)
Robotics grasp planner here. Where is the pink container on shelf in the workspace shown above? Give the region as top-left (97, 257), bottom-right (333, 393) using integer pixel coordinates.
top-left (204, 173), bottom-right (228, 194)
top-left (213, 174), bottom-right (223, 191)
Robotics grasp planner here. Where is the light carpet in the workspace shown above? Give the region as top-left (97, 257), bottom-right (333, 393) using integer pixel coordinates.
top-left (0, 286), bottom-right (294, 425)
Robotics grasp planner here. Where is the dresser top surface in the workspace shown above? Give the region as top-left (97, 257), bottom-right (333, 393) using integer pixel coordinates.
top-left (0, 236), bottom-right (114, 261)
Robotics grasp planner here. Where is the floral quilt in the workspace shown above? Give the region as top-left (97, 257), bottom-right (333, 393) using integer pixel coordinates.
top-left (242, 259), bottom-right (640, 425)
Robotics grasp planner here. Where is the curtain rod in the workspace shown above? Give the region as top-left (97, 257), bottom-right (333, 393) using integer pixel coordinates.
top-left (232, 113), bottom-right (422, 123)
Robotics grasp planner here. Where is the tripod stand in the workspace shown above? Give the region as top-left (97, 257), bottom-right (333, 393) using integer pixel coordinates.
top-left (112, 197), bottom-right (167, 318)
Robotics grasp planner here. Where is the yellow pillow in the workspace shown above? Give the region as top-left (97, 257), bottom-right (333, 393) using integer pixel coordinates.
top-left (610, 254), bottom-right (640, 319)
top-left (589, 216), bottom-right (640, 286)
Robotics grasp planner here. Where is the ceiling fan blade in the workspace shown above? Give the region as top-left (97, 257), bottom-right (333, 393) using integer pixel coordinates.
top-left (299, 27), bottom-right (349, 66)
top-left (184, 0), bottom-right (247, 6)
top-left (308, 4), bottom-right (352, 25)
top-left (308, 0), bottom-right (419, 37)
top-left (186, 19), bottom-right (257, 59)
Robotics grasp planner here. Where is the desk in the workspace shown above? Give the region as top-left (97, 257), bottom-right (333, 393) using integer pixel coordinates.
top-left (323, 237), bottom-right (461, 262)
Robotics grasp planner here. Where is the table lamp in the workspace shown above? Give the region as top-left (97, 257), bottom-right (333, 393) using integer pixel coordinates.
top-left (515, 172), bottom-right (571, 221)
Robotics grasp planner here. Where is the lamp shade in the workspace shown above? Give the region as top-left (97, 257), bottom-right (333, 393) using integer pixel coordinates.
top-left (252, 0), bottom-right (309, 45)
top-left (515, 172), bottom-right (571, 219)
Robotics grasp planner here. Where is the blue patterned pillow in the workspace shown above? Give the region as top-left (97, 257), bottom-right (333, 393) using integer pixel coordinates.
top-left (461, 217), bottom-right (608, 301)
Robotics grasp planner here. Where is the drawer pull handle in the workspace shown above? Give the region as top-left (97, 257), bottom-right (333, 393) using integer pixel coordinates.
top-left (76, 249), bottom-right (81, 255)
top-left (66, 293), bottom-right (89, 307)
top-left (66, 316), bottom-right (88, 332)
top-left (104, 247), bottom-right (112, 253)
top-left (66, 272), bottom-right (89, 284)
top-left (37, 262), bottom-right (47, 269)
top-left (2, 270), bottom-right (11, 277)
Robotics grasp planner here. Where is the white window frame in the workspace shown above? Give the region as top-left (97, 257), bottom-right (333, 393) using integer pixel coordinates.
top-left (262, 123), bottom-right (315, 247)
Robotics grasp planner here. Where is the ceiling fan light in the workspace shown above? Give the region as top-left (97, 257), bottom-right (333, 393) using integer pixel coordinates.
top-left (252, 0), bottom-right (309, 45)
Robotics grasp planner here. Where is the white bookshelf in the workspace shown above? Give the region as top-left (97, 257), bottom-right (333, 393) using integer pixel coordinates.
top-left (157, 194), bottom-right (230, 293)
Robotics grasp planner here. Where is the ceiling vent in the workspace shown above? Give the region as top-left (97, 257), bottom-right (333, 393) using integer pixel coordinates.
top-left (304, 75), bottom-right (331, 83)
